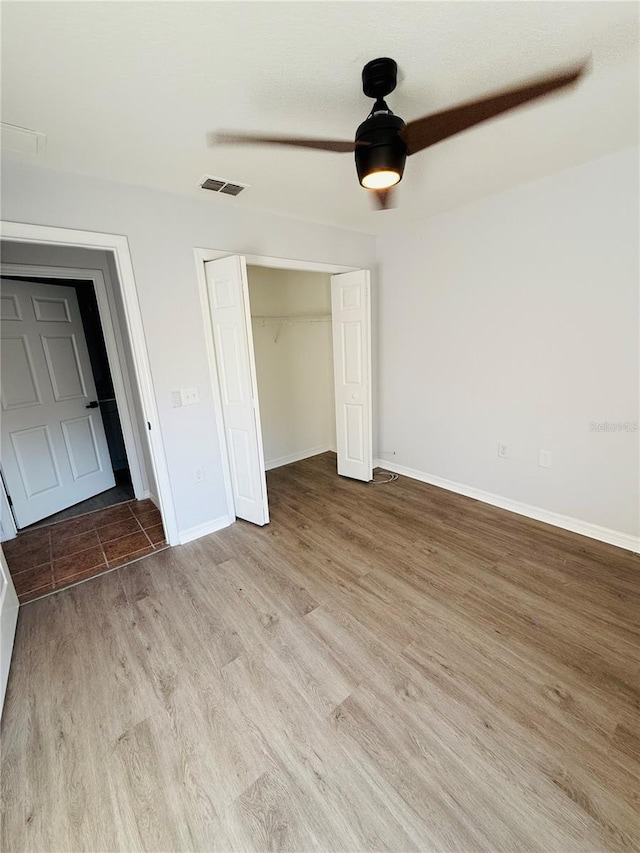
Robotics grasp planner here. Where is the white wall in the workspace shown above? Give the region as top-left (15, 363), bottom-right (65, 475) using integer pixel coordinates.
top-left (247, 266), bottom-right (335, 468)
top-left (1, 160), bottom-right (375, 537)
top-left (5, 151), bottom-right (636, 549)
top-left (376, 147), bottom-right (639, 544)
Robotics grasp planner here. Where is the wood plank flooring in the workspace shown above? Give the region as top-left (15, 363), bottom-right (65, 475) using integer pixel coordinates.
top-left (2, 452), bottom-right (639, 852)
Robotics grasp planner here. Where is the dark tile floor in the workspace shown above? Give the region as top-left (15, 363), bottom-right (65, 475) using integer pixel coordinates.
top-left (3, 499), bottom-right (167, 602)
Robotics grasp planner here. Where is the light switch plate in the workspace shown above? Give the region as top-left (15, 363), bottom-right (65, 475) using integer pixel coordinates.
top-left (181, 387), bottom-right (200, 406)
top-left (171, 391), bottom-right (182, 408)
top-left (539, 449), bottom-right (552, 468)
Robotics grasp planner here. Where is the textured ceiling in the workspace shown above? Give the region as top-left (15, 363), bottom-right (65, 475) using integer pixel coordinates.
top-left (1, 1), bottom-right (638, 234)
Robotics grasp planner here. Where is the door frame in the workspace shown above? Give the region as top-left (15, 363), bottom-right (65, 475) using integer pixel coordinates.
top-left (0, 544), bottom-right (19, 719)
top-left (194, 247), bottom-right (360, 523)
top-left (0, 221), bottom-right (179, 546)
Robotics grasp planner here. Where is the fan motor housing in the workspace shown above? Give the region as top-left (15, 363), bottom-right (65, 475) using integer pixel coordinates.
top-left (355, 112), bottom-right (407, 186)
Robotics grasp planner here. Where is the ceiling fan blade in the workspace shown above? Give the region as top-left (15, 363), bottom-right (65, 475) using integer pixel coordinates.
top-left (401, 61), bottom-right (588, 155)
top-left (370, 187), bottom-right (396, 210)
top-left (214, 132), bottom-right (359, 152)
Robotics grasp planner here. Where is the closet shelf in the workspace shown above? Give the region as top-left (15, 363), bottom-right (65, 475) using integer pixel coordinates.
top-left (251, 313), bottom-right (331, 323)
top-left (251, 313), bottom-right (331, 343)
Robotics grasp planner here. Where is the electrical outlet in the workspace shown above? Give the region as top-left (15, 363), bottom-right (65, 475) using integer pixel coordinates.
top-left (194, 467), bottom-right (205, 483)
top-left (498, 442), bottom-right (509, 459)
top-left (171, 391), bottom-right (182, 408)
top-left (181, 387), bottom-right (200, 406)
top-left (538, 449), bottom-right (552, 468)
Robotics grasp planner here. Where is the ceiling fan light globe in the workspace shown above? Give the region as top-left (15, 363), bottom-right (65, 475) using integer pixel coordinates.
top-left (361, 170), bottom-right (401, 190)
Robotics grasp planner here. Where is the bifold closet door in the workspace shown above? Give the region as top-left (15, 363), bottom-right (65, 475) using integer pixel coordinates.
top-left (204, 256), bottom-right (269, 526)
top-left (331, 270), bottom-right (373, 482)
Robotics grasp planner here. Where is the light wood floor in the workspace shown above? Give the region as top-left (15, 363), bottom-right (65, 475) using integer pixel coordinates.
top-left (2, 452), bottom-right (639, 852)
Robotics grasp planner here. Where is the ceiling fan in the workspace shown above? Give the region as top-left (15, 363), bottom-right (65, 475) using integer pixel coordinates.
top-left (215, 57), bottom-right (587, 210)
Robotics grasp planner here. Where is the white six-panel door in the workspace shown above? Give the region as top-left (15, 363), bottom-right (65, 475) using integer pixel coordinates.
top-left (331, 270), bottom-right (373, 482)
top-left (205, 257), bottom-right (269, 526)
top-left (0, 279), bottom-right (115, 528)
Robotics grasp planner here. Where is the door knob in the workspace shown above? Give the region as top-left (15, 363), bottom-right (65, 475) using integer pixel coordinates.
top-left (85, 400), bottom-right (99, 409)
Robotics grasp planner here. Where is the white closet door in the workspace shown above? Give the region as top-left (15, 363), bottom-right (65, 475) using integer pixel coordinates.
top-left (205, 256), bottom-right (269, 526)
top-left (331, 270), bottom-right (372, 482)
top-left (1, 279), bottom-right (115, 528)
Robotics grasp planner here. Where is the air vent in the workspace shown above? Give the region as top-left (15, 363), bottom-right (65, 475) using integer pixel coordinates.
top-left (1, 122), bottom-right (47, 158)
top-left (199, 175), bottom-right (248, 196)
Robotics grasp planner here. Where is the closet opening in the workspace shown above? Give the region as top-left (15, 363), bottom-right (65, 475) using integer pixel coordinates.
top-left (246, 265), bottom-right (336, 476)
top-left (199, 250), bottom-right (372, 528)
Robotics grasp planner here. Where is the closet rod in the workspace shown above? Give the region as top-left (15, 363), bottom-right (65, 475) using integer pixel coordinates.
top-left (251, 313), bottom-right (331, 322)
top-left (250, 313), bottom-right (331, 343)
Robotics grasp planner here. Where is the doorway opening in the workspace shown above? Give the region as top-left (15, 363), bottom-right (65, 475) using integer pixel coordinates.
top-left (0, 242), bottom-right (172, 601)
top-left (247, 265), bottom-right (336, 472)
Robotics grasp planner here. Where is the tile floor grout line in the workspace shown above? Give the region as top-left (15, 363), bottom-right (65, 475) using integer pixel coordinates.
top-left (61, 519), bottom-right (159, 554)
top-left (141, 526), bottom-right (155, 549)
top-left (9, 559), bottom-right (53, 578)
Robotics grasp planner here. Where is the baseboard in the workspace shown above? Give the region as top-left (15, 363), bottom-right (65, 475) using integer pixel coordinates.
top-left (374, 459), bottom-right (640, 554)
top-left (143, 491), bottom-right (160, 510)
top-left (178, 515), bottom-right (233, 545)
top-left (0, 526), bottom-right (17, 544)
top-left (265, 445), bottom-right (332, 471)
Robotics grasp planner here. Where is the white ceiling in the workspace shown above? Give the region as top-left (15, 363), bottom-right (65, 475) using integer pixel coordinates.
top-left (1, 2), bottom-right (638, 234)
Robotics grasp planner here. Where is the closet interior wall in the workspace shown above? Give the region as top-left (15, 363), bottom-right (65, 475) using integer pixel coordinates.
top-left (247, 266), bottom-right (336, 470)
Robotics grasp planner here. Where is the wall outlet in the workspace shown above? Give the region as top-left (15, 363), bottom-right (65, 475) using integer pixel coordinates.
top-left (181, 387), bottom-right (200, 406)
top-left (194, 467), bottom-right (205, 483)
top-left (497, 441), bottom-right (509, 459)
top-left (538, 449), bottom-right (552, 468)
top-left (171, 391), bottom-right (182, 408)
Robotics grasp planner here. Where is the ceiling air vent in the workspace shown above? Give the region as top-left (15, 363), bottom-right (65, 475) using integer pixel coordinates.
top-left (199, 175), bottom-right (248, 196)
top-left (1, 122), bottom-right (47, 158)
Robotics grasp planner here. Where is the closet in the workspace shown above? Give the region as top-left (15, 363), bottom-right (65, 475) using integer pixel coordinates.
top-left (203, 254), bottom-right (372, 526)
top-left (247, 266), bottom-right (336, 471)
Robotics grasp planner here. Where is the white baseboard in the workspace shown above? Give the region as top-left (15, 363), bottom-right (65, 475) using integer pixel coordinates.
top-left (265, 445), bottom-right (332, 471)
top-left (0, 525), bottom-right (17, 543)
top-left (374, 459), bottom-right (640, 554)
top-left (143, 491), bottom-right (160, 510)
top-left (178, 515), bottom-right (233, 545)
